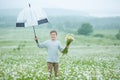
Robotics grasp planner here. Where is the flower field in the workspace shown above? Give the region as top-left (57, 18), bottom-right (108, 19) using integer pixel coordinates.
top-left (0, 43), bottom-right (120, 80)
top-left (0, 28), bottom-right (120, 80)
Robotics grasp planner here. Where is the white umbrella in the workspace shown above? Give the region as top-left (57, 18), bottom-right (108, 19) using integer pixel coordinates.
top-left (16, 3), bottom-right (49, 37)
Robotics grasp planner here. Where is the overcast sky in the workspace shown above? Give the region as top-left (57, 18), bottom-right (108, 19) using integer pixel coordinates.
top-left (0, 0), bottom-right (120, 17)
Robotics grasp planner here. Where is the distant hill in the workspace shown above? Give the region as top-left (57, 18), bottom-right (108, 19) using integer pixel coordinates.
top-left (44, 8), bottom-right (89, 16)
top-left (0, 8), bottom-right (120, 30)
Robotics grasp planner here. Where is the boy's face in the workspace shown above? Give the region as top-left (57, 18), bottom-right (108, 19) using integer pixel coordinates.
top-left (50, 32), bottom-right (57, 41)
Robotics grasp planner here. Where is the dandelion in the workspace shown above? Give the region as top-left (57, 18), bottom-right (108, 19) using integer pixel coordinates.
top-left (62, 34), bottom-right (75, 55)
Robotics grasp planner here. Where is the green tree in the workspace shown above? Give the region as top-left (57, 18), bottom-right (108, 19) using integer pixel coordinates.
top-left (116, 30), bottom-right (120, 40)
top-left (78, 23), bottom-right (93, 35)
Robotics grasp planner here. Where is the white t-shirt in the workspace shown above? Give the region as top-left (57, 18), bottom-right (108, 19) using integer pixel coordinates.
top-left (37, 40), bottom-right (63, 63)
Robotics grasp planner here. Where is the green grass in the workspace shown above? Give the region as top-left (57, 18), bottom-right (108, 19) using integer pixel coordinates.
top-left (0, 28), bottom-right (120, 80)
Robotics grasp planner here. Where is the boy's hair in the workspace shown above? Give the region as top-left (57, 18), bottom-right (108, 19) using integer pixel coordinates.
top-left (50, 30), bottom-right (57, 35)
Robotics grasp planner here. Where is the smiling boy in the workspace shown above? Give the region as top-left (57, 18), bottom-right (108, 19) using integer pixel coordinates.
top-left (35, 30), bottom-right (65, 80)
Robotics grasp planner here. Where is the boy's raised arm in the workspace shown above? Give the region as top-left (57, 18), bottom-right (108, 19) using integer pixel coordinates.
top-left (34, 36), bottom-right (46, 48)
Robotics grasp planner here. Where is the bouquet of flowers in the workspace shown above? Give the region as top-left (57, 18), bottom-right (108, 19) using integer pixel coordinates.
top-left (62, 34), bottom-right (75, 55)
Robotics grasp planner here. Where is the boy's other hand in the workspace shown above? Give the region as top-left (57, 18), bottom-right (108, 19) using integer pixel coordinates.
top-left (66, 46), bottom-right (69, 48)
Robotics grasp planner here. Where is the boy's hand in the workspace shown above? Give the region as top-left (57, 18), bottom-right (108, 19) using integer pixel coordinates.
top-left (66, 45), bottom-right (69, 48)
top-left (34, 36), bottom-right (38, 43)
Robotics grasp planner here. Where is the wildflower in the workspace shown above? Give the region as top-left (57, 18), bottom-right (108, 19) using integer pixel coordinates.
top-left (62, 34), bottom-right (75, 55)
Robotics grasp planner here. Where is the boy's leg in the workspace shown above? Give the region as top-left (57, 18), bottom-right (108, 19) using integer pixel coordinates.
top-left (53, 63), bottom-right (59, 77)
top-left (47, 62), bottom-right (53, 80)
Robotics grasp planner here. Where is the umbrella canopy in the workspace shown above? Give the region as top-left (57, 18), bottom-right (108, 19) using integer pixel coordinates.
top-left (16, 3), bottom-right (48, 27)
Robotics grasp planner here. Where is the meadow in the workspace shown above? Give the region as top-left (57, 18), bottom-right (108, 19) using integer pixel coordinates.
top-left (0, 27), bottom-right (120, 80)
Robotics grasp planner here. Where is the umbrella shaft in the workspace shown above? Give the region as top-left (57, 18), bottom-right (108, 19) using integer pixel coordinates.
top-left (33, 26), bottom-right (36, 37)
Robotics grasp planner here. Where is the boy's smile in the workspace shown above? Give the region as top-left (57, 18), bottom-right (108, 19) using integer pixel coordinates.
top-left (50, 32), bottom-right (57, 41)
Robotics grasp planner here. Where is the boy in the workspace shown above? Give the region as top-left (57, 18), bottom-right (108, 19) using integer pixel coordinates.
top-left (35, 30), bottom-right (67, 80)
